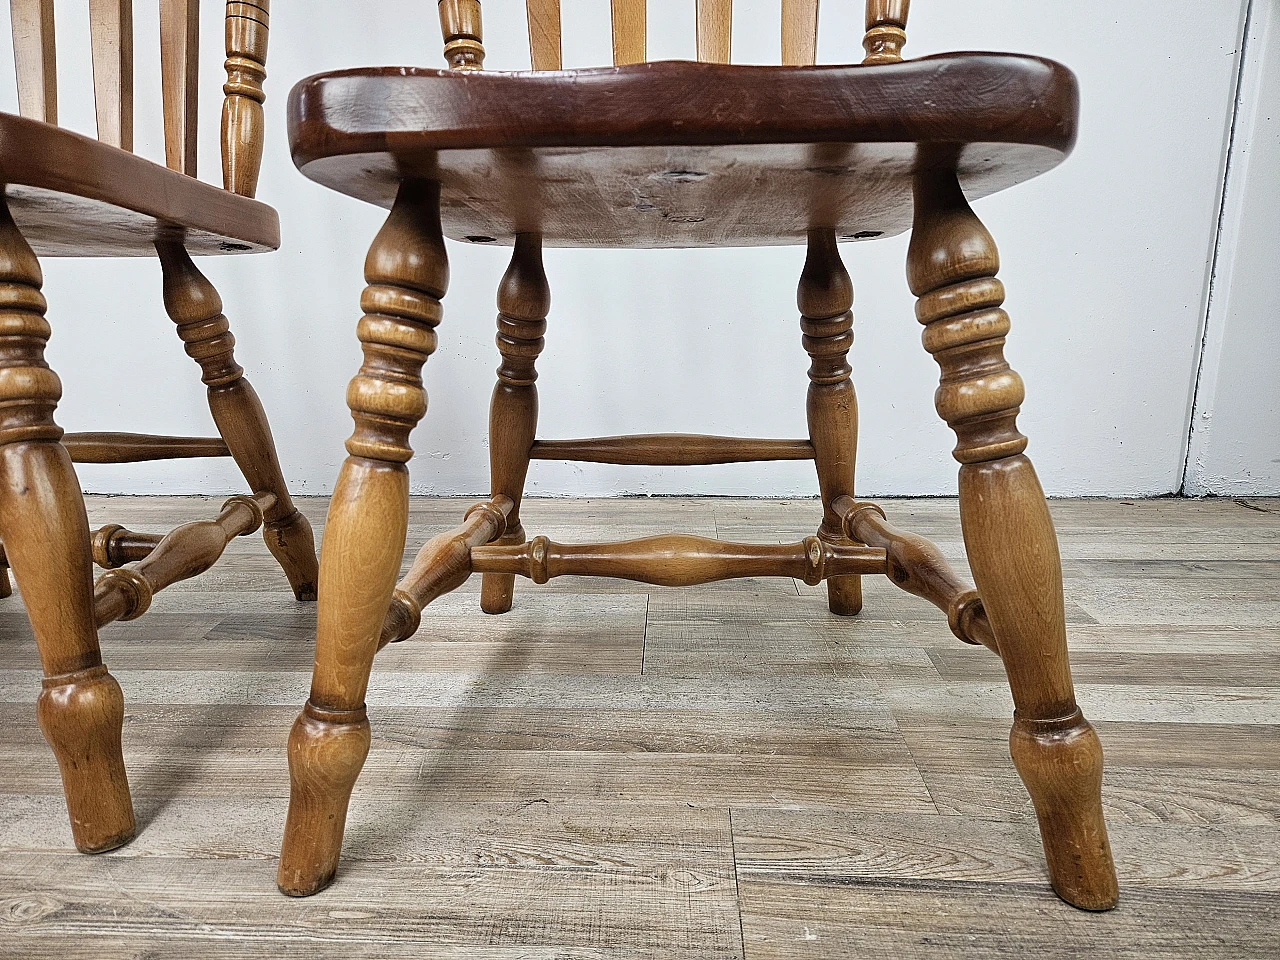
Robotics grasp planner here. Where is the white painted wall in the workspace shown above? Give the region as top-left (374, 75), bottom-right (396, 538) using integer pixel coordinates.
top-left (0, 0), bottom-right (1263, 497)
top-left (1185, 0), bottom-right (1280, 496)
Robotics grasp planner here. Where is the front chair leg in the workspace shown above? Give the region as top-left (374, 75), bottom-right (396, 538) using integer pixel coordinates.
top-left (799, 229), bottom-right (863, 615)
top-left (156, 241), bottom-right (319, 601)
top-left (0, 199), bottom-right (134, 852)
top-left (480, 233), bottom-right (549, 614)
top-left (277, 180), bottom-right (447, 896)
top-left (908, 169), bottom-right (1118, 910)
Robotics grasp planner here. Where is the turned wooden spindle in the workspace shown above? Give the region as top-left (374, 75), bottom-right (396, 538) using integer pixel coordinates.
top-left (91, 524), bottom-right (162, 569)
top-left (156, 241), bottom-right (318, 601)
top-left (863, 0), bottom-right (910, 65)
top-left (11, 0), bottom-right (58, 123)
top-left (93, 493), bottom-right (274, 626)
top-left (908, 167), bottom-right (1118, 911)
top-left (222, 0), bottom-right (269, 196)
top-left (279, 180), bottom-right (448, 898)
top-left (470, 534), bottom-right (885, 587)
top-left (439, 0), bottom-right (484, 70)
top-left (799, 229), bottom-right (864, 617)
top-left (835, 496), bottom-right (996, 651)
top-left (88, 0), bottom-right (133, 150)
top-left (381, 496), bottom-right (513, 647)
top-left (0, 197), bottom-right (134, 853)
top-left (482, 234), bottom-right (549, 615)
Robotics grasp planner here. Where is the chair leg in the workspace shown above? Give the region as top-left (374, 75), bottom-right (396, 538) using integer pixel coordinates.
top-left (908, 168), bottom-right (1119, 911)
top-left (277, 180), bottom-right (447, 896)
top-left (0, 199), bottom-right (134, 852)
top-left (156, 241), bottom-right (319, 601)
top-left (481, 233), bottom-right (549, 614)
top-left (799, 229), bottom-right (862, 615)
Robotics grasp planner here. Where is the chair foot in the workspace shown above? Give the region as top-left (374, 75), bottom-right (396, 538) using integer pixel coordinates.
top-left (264, 508), bottom-right (319, 601)
top-left (277, 702), bottom-right (371, 897)
top-left (1010, 710), bottom-right (1119, 911)
top-left (36, 665), bottom-right (136, 853)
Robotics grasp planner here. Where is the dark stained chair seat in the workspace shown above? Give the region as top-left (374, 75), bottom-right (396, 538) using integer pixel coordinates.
top-left (0, 112), bottom-right (280, 257)
top-left (287, 54), bottom-right (1078, 249)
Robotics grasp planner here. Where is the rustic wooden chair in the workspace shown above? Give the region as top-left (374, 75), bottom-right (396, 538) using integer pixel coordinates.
top-left (1, 0), bottom-right (317, 854)
top-left (277, 0), bottom-right (1120, 911)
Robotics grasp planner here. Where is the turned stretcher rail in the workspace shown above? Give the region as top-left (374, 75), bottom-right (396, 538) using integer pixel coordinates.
top-left (529, 434), bottom-right (816, 466)
top-left (835, 495), bottom-right (997, 651)
top-left (470, 535), bottom-right (885, 588)
top-left (93, 492), bottom-right (275, 627)
top-left (62, 432), bottom-right (231, 463)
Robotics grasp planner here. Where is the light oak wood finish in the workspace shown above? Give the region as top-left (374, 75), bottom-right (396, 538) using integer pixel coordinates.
top-left (279, 180), bottom-right (448, 897)
top-left (0, 196), bottom-right (134, 854)
top-left (281, 0), bottom-right (1114, 914)
top-left (0, 0), bottom-right (316, 861)
top-left (907, 166), bottom-right (1118, 911)
top-left (61, 432), bottom-right (231, 464)
top-left (10, 0), bottom-right (56, 123)
top-left (88, 0), bottom-right (133, 151)
top-left (94, 493), bottom-right (275, 627)
top-left (2, 494), bottom-right (1278, 956)
top-left (800, 228), bottom-right (863, 617)
top-left (481, 233), bottom-right (549, 615)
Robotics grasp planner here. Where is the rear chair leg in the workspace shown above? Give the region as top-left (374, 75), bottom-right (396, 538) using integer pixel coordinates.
top-left (156, 241), bottom-right (319, 601)
top-left (278, 180), bottom-right (447, 896)
top-left (799, 229), bottom-right (863, 615)
top-left (908, 168), bottom-right (1119, 911)
top-left (0, 198), bottom-right (134, 852)
top-left (480, 233), bottom-right (549, 614)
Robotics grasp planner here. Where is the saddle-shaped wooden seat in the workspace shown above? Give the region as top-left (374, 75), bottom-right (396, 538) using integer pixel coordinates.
top-left (288, 54), bottom-right (1077, 247)
top-left (0, 112), bottom-right (279, 256)
top-left (275, 0), bottom-right (1121, 915)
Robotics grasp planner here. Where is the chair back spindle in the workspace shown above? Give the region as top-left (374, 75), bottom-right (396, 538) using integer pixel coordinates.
top-left (863, 0), bottom-right (909, 64)
top-left (10, 0), bottom-right (56, 122)
top-left (88, 0), bottom-right (133, 150)
top-left (222, 0), bottom-right (269, 196)
top-left (439, 0), bottom-right (484, 70)
top-left (7, 1), bottom-right (270, 197)
top-left (451, 1), bottom-right (912, 72)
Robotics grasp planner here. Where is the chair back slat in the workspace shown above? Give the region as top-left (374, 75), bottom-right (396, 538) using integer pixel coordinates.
top-left (159, 0), bottom-right (199, 175)
top-left (440, 0), bottom-right (913, 72)
top-left (526, 0), bottom-right (560, 70)
top-left (11, 0), bottom-right (56, 122)
top-left (610, 0), bottom-right (644, 66)
top-left (88, 0), bottom-right (133, 150)
top-left (695, 0), bottom-right (730, 64)
top-left (781, 0), bottom-right (818, 66)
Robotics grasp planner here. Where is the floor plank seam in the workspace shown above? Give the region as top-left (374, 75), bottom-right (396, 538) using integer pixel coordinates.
top-left (728, 806), bottom-right (749, 960)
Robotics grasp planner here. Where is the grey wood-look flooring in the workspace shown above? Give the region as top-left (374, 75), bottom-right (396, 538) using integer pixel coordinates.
top-left (1, 495), bottom-right (1279, 959)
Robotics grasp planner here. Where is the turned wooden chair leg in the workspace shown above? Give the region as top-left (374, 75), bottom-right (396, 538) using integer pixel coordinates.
top-left (156, 241), bottom-right (319, 601)
top-left (908, 168), bottom-right (1119, 911)
top-left (799, 229), bottom-right (863, 615)
top-left (278, 180), bottom-right (447, 896)
top-left (0, 199), bottom-right (135, 852)
top-left (481, 233), bottom-right (549, 614)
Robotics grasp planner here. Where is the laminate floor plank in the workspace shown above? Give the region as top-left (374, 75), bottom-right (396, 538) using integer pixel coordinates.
top-left (0, 495), bottom-right (1277, 958)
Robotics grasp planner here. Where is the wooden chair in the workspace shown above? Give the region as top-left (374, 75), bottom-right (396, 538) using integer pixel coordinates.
top-left (2, 0), bottom-right (317, 854)
top-left (277, 0), bottom-right (1120, 911)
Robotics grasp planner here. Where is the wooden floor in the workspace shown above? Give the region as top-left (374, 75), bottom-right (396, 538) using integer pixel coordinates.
top-left (1, 495), bottom-right (1279, 958)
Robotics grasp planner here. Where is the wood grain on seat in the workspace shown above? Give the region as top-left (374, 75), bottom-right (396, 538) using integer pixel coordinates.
top-left (0, 112), bottom-right (279, 256)
top-left (288, 54), bottom-right (1077, 248)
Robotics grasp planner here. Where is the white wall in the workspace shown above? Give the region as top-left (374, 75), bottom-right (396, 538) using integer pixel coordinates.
top-left (1184, 0), bottom-right (1280, 496)
top-left (0, 0), bottom-right (1263, 498)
